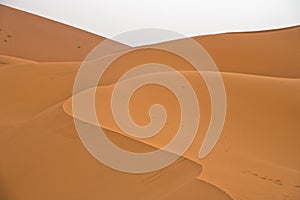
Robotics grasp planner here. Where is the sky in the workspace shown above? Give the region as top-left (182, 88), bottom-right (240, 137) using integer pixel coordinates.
top-left (1, 0), bottom-right (300, 46)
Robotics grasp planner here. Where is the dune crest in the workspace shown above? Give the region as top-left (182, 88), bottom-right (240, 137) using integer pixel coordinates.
top-left (63, 69), bottom-right (300, 200)
top-left (0, 5), bottom-right (128, 62)
top-left (0, 6), bottom-right (300, 199)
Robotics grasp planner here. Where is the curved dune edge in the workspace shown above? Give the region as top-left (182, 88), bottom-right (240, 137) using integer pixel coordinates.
top-left (0, 103), bottom-right (233, 200)
top-left (0, 59), bottom-right (234, 199)
top-left (63, 71), bottom-right (300, 200)
top-left (0, 55), bottom-right (37, 64)
top-left (1, 55), bottom-right (299, 200)
top-left (1, 3), bottom-right (299, 77)
top-left (0, 56), bottom-right (299, 199)
top-left (1, 6), bottom-right (299, 199)
top-left (50, 24), bottom-right (300, 79)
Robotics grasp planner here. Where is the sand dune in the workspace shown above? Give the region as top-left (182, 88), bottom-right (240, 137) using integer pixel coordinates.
top-left (0, 5), bottom-right (128, 62)
top-left (1, 4), bottom-right (299, 75)
top-left (193, 26), bottom-right (300, 78)
top-left (0, 55), bottom-right (36, 65)
top-left (1, 54), bottom-right (299, 199)
top-left (0, 5), bottom-right (299, 200)
top-left (63, 70), bottom-right (300, 200)
top-left (0, 58), bottom-right (233, 200)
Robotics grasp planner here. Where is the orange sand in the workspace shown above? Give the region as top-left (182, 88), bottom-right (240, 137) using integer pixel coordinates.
top-left (0, 4), bottom-right (299, 200)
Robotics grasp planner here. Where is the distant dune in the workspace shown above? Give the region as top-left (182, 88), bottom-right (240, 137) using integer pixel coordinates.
top-left (0, 5), bottom-right (299, 200)
top-left (0, 5), bottom-right (128, 62)
top-left (193, 26), bottom-right (300, 78)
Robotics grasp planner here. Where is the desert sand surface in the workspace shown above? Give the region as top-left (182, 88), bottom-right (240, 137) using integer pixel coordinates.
top-left (0, 5), bottom-right (128, 62)
top-left (0, 57), bottom-right (232, 200)
top-left (64, 70), bottom-right (300, 200)
top-left (1, 5), bottom-right (300, 200)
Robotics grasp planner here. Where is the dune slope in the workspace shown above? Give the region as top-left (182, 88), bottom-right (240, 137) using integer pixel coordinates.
top-left (0, 5), bottom-right (128, 62)
top-left (64, 70), bottom-right (300, 200)
top-left (0, 6), bottom-right (299, 200)
top-left (0, 58), bottom-right (232, 200)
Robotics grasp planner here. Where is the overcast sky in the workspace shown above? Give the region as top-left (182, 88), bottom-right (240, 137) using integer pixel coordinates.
top-left (1, 0), bottom-right (300, 46)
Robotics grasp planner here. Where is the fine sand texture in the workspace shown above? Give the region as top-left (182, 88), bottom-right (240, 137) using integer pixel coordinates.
top-left (0, 5), bottom-right (128, 62)
top-left (1, 5), bottom-right (300, 200)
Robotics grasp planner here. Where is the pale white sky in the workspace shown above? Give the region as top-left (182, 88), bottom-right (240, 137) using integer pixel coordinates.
top-left (1, 0), bottom-right (300, 46)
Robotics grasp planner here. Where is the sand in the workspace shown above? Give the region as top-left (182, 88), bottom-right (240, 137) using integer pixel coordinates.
top-left (0, 4), bottom-right (299, 200)
top-left (0, 5), bottom-right (128, 62)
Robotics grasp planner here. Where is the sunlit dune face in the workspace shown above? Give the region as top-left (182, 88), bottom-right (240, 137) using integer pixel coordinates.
top-left (1, 4), bottom-right (300, 199)
top-left (92, 48), bottom-right (211, 153)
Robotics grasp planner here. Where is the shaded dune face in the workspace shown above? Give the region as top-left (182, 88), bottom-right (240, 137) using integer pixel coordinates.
top-left (63, 28), bottom-right (300, 200)
top-left (64, 65), bottom-right (300, 200)
top-left (0, 5), bottom-right (300, 200)
top-left (0, 58), bottom-right (232, 200)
